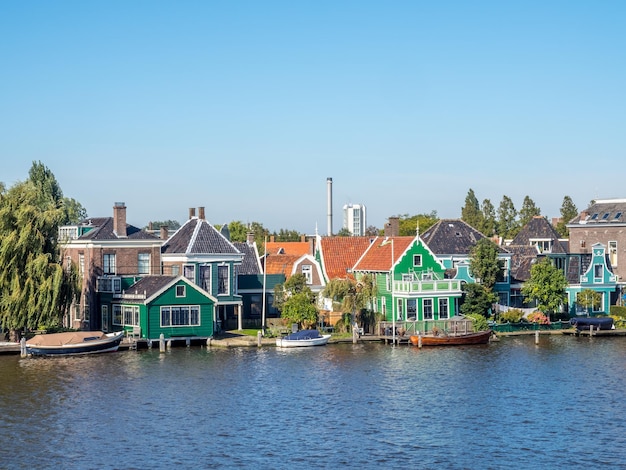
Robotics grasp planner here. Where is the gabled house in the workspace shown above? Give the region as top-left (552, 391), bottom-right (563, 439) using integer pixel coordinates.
top-left (352, 235), bottom-right (463, 322)
top-left (160, 207), bottom-right (243, 332)
top-left (114, 275), bottom-right (216, 340)
top-left (59, 202), bottom-right (164, 331)
top-left (568, 198), bottom-right (626, 300)
top-left (421, 219), bottom-right (511, 305)
top-left (263, 239), bottom-right (325, 295)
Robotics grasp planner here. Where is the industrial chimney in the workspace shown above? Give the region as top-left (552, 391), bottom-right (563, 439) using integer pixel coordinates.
top-left (327, 177), bottom-right (333, 236)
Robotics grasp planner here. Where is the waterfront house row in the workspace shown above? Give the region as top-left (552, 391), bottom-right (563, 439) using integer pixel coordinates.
top-left (58, 201), bottom-right (622, 339)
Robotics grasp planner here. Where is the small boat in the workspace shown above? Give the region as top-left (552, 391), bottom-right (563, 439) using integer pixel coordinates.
top-left (570, 317), bottom-right (614, 331)
top-left (276, 329), bottom-right (331, 348)
top-left (25, 331), bottom-right (125, 356)
top-left (409, 329), bottom-right (492, 347)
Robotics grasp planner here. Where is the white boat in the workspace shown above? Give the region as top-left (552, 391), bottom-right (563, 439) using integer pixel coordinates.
top-left (25, 331), bottom-right (125, 356)
top-left (275, 329), bottom-right (331, 348)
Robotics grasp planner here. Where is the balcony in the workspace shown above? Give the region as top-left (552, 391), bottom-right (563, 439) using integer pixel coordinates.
top-left (393, 279), bottom-right (462, 295)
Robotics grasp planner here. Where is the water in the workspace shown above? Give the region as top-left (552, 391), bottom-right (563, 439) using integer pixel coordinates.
top-left (1, 335), bottom-right (625, 469)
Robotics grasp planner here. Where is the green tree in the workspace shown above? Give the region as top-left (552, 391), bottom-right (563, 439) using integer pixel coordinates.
top-left (273, 274), bottom-right (318, 328)
top-left (322, 274), bottom-right (377, 337)
top-left (145, 219), bottom-right (180, 231)
top-left (461, 189), bottom-right (483, 230)
top-left (394, 211), bottom-right (439, 236)
top-left (336, 227), bottom-right (352, 237)
top-left (460, 283), bottom-right (497, 318)
top-left (576, 288), bottom-right (602, 316)
top-left (479, 199), bottom-right (496, 236)
top-left (521, 258), bottom-right (568, 317)
top-left (272, 228), bottom-right (301, 242)
top-left (497, 195), bottom-right (519, 239)
top-left (555, 196), bottom-right (578, 237)
top-left (519, 195), bottom-right (541, 227)
top-left (0, 163), bottom-right (80, 340)
top-left (469, 238), bottom-right (502, 291)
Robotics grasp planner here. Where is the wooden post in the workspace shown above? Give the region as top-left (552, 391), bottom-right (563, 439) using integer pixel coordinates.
top-left (186, 338), bottom-right (190, 348)
top-left (20, 337), bottom-right (26, 357)
top-left (535, 330), bottom-right (539, 344)
top-left (257, 330), bottom-right (262, 347)
top-left (167, 339), bottom-right (172, 350)
top-left (589, 325), bottom-right (594, 337)
top-left (159, 333), bottom-right (165, 353)
top-left (418, 334), bottom-right (422, 349)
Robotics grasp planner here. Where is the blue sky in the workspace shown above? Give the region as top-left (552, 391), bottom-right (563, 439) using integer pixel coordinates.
top-left (2, 1), bottom-right (625, 234)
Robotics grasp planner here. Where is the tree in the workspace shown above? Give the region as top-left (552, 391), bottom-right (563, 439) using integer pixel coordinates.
top-left (519, 195), bottom-right (541, 227)
top-left (322, 274), bottom-right (377, 338)
top-left (394, 211), bottom-right (439, 236)
top-left (0, 162), bottom-right (80, 340)
top-left (461, 189), bottom-right (483, 230)
top-left (271, 228), bottom-right (302, 242)
top-left (576, 289), bottom-right (602, 316)
top-left (521, 258), bottom-right (568, 318)
top-left (479, 199), bottom-right (496, 236)
top-left (145, 219), bottom-right (180, 231)
top-left (273, 274), bottom-right (318, 328)
top-left (497, 195), bottom-right (519, 239)
top-left (555, 196), bottom-right (578, 238)
top-left (364, 225), bottom-right (380, 236)
top-left (460, 283), bottom-right (497, 318)
top-left (336, 227), bottom-right (352, 237)
top-left (469, 238), bottom-right (502, 291)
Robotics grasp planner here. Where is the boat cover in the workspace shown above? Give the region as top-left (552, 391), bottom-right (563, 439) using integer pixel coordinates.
top-left (26, 331), bottom-right (108, 346)
top-left (283, 329), bottom-right (322, 341)
top-left (570, 317), bottom-right (614, 330)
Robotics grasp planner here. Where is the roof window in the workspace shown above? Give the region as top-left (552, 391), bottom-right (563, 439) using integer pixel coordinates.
top-left (591, 213), bottom-right (599, 220)
top-left (614, 212), bottom-right (622, 220)
top-left (602, 213), bottom-right (610, 220)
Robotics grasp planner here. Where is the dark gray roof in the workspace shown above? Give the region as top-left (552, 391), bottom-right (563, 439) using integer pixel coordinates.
top-left (508, 245), bottom-right (538, 282)
top-left (123, 276), bottom-right (177, 301)
top-left (510, 216), bottom-right (567, 253)
top-left (79, 217), bottom-right (158, 240)
top-left (162, 218), bottom-right (240, 255)
top-left (569, 199), bottom-right (626, 224)
top-left (233, 242), bottom-right (261, 275)
top-left (421, 219), bottom-right (498, 255)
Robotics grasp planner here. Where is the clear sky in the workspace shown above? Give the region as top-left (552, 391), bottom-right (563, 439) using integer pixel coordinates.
top-left (2, 1), bottom-right (625, 234)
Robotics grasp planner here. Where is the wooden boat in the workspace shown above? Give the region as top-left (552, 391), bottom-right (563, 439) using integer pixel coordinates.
top-left (25, 331), bottom-right (125, 356)
top-left (409, 329), bottom-right (492, 347)
top-left (276, 329), bottom-right (331, 348)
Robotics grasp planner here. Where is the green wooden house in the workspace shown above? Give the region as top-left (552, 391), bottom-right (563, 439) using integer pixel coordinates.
top-left (112, 275), bottom-right (216, 340)
top-left (352, 235), bottom-right (463, 322)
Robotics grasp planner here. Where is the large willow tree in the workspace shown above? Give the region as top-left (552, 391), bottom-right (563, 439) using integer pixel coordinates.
top-left (0, 162), bottom-right (81, 340)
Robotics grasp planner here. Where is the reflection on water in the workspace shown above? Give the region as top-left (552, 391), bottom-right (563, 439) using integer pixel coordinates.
top-left (1, 336), bottom-right (625, 469)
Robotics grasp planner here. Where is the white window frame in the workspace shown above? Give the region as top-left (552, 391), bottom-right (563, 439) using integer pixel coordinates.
top-left (103, 253), bottom-right (116, 275)
top-left (218, 265), bottom-right (229, 295)
top-left (439, 298), bottom-right (449, 319)
top-left (112, 305), bottom-right (123, 326)
top-left (423, 298), bottom-right (433, 320)
top-left (123, 305), bottom-right (139, 327)
top-left (160, 305), bottom-right (201, 327)
top-left (138, 253), bottom-right (150, 275)
top-left (301, 265), bottom-right (313, 284)
top-left (609, 241), bottom-right (618, 267)
top-left (183, 264), bottom-right (196, 283)
top-left (176, 285), bottom-right (186, 297)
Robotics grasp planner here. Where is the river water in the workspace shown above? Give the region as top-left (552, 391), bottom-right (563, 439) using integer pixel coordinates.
top-left (1, 335), bottom-right (625, 469)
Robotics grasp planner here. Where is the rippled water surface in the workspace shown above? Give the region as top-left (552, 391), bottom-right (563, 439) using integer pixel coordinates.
top-left (1, 335), bottom-right (625, 469)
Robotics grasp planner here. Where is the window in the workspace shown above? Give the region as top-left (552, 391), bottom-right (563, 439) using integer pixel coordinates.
top-left (113, 305), bottom-right (122, 326)
top-left (531, 239), bottom-right (552, 253)
top-left (74, 305), bottom-right (81, 321)
top-left (199, 265), bottom-right (211, 292)
top-left (96, 277), bottom-right (121, 293)
top-left (423, 299), bottom-right (433, 320)
top-left (594, 264), bottom-right (603, 281)
top-left (171, 265), bottom-right (180, 276)
top-left (123, 306), bottom-right (139, 326)
top-left (176, 285), bottom-right (186, 297)
top-left (101, 305), bottom-right (109, 332)
top-left (160, 306), bottom-right (200, 327)
top-left (183, 264), bottom-right (195, 283)
top-left (609, 241), bottom-right (618, 267)
top-left (614, 212), bottom-right (622, 220)
top-left (602, 213), bottom-right (610, 220)
top-left (439, 299), bottom-right (449, 319)
top-left (413, 255), bottom-right (422, 267)
top-left (301, 265), bottom-right (313, 284)
top-left (218, 265), bottom-right (229, 295)
top-left (397, 299), bottom-right (403, 321)
top-left (407, 299), bottom-right (416, 320)
top-left (103, 253), bottom-right (116, 275)
top-left (78, 253), bottom-right (85, 276)
top-left (593, 293), bottom-right (603, 313)
top-left (138, 253), bottom-right (150, 275)
top-left (381, 297), bottom-right (386, 315)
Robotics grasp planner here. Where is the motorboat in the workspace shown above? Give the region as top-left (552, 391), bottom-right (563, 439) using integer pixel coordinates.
top-left (25, 331), bottom-right (125, 356)
top-left (275, 329), bottom-right (331, 348)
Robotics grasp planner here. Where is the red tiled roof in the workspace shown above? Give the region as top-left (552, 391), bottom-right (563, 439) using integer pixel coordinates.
top-left (353, 236), bottom-right (415, 272)
top-left (319, 236), bottom-right (374, 280)
top-left (265, 241), bottom-right (311, 256)
top-left (264, 253), bottom-right (301, 277)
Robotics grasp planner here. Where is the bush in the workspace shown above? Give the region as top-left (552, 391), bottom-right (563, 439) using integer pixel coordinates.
top-left (527, 311), bottom-right (550, 325)
top-left (464, 313), bottom-right (489, 332)
top-left (498, 309), bottom-right (525, 323)
top-left (610, 306), bottom-right (626, 318)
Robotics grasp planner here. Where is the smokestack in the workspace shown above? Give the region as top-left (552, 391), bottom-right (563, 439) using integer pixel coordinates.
top-left (327, 177), bottom-right (333, 236)
top-left (198, 207), bottom-right (205, 220)
top-left (113, 202), bottom-right (127, 238)
top-left (160, 225), bottom-right (169, 240)
top-left (189, 208), bottom-right (196, 219)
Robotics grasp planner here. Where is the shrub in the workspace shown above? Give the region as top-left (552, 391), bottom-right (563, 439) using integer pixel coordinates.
top-left (464, 313), bottom-right (489, 332)
top-left (527, 311), bottom-right (550, 325)
top-left (610, 306), bottom-right (626, 318)
top-left (498, 309), bottom-right (525, 323)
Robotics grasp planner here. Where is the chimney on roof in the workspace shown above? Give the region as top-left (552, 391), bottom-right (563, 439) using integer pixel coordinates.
top-left (199, 207), bottom-right (205, 220)
top-left (189, 207), bottom-right (196, 219)
top-left (160, 225), bottom-right (169, 240)
top-left (246, 231), bottom-right (255, 245)
top-left (113, 202), bottom-right (127, 238)
top-left (270, 235), bottom-right (275, 243)
top-left (384, 217), bottom-right (399, 237)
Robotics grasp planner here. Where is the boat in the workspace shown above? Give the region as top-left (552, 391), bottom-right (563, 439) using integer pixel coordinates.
top-left (25, 331), bottom-right (125, 356)
top-left (409, 329), bottom-right (492, 347)
top-left (275, 329), bottom-right (331, 348)
top-left (570, 317), bottom-right (614, 331)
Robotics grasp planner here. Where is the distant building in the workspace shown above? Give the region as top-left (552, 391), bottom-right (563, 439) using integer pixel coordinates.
top-left (343, 203), bottom-right (367, 236)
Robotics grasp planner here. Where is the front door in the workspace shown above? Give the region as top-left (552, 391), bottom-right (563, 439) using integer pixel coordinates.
top-left (101, 305), bottom-right (109, 332)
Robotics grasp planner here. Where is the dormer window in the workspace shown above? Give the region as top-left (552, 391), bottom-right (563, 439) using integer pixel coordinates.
top-left (591, 213), bottom-right (599, 220)
top-left (531, 239), bottom-right (553, 253)
top-left (614, 212), bottom-right (622, 220)
top-left (602, 213), bottom-right (610, 220)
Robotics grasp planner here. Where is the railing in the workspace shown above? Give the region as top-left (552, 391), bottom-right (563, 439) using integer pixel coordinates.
top-left (378, 319), bottom-right (473, 337)
top-left (392, 279), bottom-right (461, 294)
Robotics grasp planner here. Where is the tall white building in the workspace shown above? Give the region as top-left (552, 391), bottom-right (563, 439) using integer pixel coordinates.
top-left (343, 203), bottom-right (367, 236)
